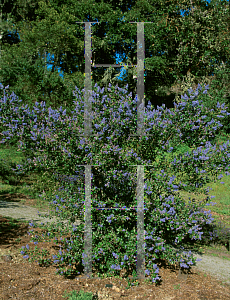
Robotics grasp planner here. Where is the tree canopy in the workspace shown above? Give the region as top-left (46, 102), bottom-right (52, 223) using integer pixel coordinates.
top-left (0, 0), bottom-right (229, 119)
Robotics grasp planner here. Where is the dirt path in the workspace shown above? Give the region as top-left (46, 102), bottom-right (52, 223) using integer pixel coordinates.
top-left (0, 199), bottom-right (82, 228)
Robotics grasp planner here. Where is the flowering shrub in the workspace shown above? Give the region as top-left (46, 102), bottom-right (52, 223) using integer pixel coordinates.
top-left (0, 81), bottom-right (229, 285)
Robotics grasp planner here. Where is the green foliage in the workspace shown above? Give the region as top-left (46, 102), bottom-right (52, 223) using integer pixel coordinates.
top-left (0, 158), bottom-right (22, 186)
top-left (172, 71), bottom-right (214, 106)
top-left (62, 289), bottom-right (97, 300)
top-left (200, 64), bottom-right (230, 134)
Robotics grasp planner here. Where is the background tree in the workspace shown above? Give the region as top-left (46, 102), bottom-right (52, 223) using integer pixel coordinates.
top-left (166, 0), bottom-right (229, 104)
top-left (123, 0), bottom-right (230, 109)
top-left (0, 0), bottom-right (229, 125)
